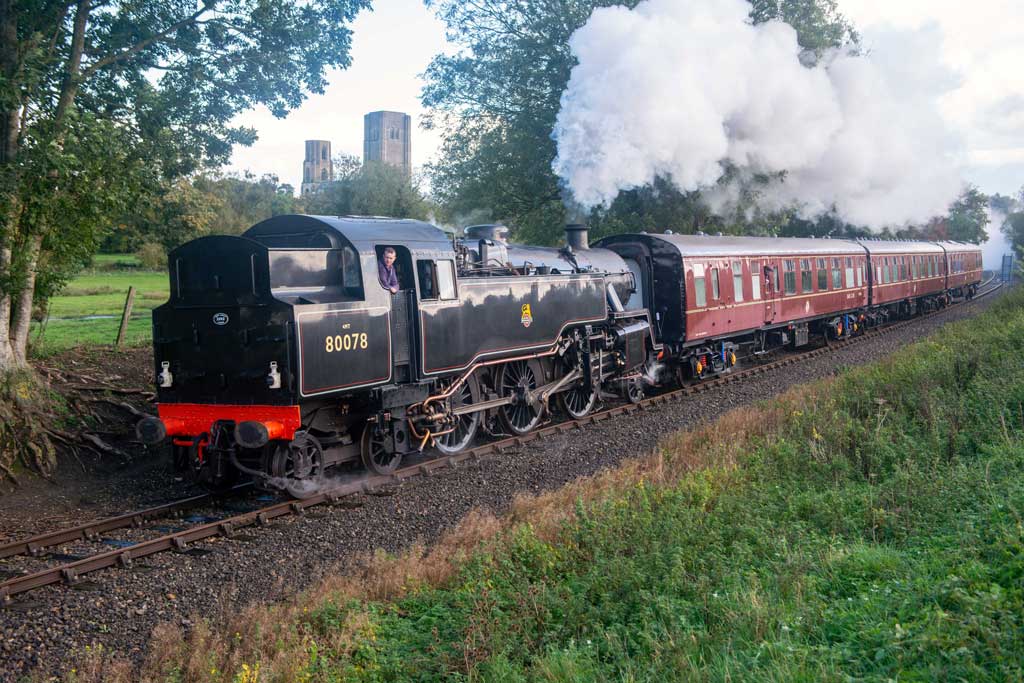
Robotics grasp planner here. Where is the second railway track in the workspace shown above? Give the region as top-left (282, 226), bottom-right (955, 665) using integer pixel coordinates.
top-left (0, 280), bottom-right (1003, 604)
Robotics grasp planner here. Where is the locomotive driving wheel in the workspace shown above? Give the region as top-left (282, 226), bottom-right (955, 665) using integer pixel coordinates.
top-left (270, 430), bottom-right (325, 499)
top-left (435, 375), bottom-right (481, 455)
top-left (498, 359), bottom-right (545, 435)
top-left (558, 377), bottom-right (597, 419)
top-left (361, 422), bottom-right (402, 475)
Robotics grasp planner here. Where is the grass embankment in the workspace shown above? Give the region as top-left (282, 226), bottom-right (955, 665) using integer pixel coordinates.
top-left (75, 290), bottom-right (1023, 682)
top-left (31, 254), bottom-right (168, 355)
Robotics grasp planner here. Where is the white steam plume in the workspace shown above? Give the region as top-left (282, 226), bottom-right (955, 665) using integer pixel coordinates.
top-left (552, 0), bottom-right (964, 228)
top-left (983, 207), bottom-right (1013, 271)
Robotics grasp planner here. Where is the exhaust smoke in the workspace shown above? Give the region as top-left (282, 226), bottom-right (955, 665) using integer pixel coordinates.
top-left (552, 0), bottom-right (964, 228)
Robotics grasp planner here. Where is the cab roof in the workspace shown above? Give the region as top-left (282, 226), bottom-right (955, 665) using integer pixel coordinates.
top-left (244, 215), bottom-right (452, 254)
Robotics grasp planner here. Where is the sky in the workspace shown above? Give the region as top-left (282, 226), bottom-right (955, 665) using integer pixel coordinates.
top-left (227, 0), bottom-right (449, 191)
top-left (227, 0), bottom-right (1023, 201)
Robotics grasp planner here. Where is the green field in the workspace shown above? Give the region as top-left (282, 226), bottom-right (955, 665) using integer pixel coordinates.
top-left (129, 289), bottom-right (1024, 682)
top-left (29, 255), bottom-right (168, 355)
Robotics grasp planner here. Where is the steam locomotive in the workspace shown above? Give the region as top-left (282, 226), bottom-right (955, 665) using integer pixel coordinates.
top-left (136, 215), bottom-right (982, 496)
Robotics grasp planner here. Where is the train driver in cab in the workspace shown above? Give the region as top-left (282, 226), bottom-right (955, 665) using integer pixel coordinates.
top-left (379, 247), bottom-right (399, 294)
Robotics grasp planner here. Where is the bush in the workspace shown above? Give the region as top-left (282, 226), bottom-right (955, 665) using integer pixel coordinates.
top-left (135, 242), bottom-right (167, 270)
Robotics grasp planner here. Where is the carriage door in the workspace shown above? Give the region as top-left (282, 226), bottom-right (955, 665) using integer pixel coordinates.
top-left (762, 260), bottom-right (779, 324)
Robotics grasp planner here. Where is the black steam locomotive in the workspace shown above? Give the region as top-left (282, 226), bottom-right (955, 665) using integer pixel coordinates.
top-left (137, 216), bottom-right (654, 495)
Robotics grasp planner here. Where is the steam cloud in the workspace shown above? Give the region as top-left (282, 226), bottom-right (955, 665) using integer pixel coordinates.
top-left (552, 0), bottom-right (964, 228)
top-left (983, 207), bottom-right (1013, 271)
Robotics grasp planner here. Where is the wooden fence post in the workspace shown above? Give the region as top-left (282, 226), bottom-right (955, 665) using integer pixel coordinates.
top-left (116, 286), bottom-right (136, 347)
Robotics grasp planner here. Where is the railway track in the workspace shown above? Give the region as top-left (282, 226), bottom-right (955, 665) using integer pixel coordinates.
top-left (0, 280), bottom-right (1002, 604)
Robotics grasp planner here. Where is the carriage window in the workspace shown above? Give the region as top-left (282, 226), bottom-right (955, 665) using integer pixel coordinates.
top-left (881, 259), bottom-right (888, 284)
top-left (912, 257), bottom-right (919, 279)
top-left (817, 258), bottom-right (828, 290)
top-left (845, 257), bottom-right (854, 288)
top-left (856, 262), bottom-right (863, 287)
top-left (750, 261), bottom-right (761, 300)
top-left (832, 258), bottom-right (842, 289)
top-left (800, 259), bottom-right (812, 293)
top-left (732, 261), bottom-right (744, 302)
top-left (711, 267), bottom-right (720, 300)
top-left (784, 260), bottom-right (797, 295)
top-left (693, 264), bottom-right (706, 308)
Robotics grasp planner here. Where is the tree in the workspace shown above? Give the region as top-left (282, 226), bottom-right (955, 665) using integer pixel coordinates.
top-left (1002, 186), bottom-right (1024, 254)
top-left (195, 172), bottom-right (299, 236)
top-left (422, 0), bottom-right (858, 244)
top-left (0, 0), bottom-right (370, 373)
top-left (944, 185), bottom-right (989, 244)
top-left (304, 158), bottom-right (432, 221)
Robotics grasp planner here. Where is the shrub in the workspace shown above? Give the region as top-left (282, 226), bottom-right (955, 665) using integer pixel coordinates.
top-left (135, 242), bottom-right (167, 270)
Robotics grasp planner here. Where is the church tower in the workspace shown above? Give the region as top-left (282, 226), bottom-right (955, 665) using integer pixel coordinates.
top-left (301, 140), bottom-right (333, 195)
top-left (363, 111), bottom-right (412, 179)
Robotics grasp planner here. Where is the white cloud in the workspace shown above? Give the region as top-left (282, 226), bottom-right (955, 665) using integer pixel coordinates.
top-left (226, 0), bottom-right (450, 193)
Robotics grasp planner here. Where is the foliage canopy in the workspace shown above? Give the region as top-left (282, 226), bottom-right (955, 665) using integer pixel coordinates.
top-left (0, 0), bottom-right (370, 370)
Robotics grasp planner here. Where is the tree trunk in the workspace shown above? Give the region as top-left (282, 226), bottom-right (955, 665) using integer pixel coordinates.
top-left (10, 233), bottom-right (43, 365)
top-left (0, 240), bottom-right (15, 371)
top-left (0, 0), bottom-right (20, 373)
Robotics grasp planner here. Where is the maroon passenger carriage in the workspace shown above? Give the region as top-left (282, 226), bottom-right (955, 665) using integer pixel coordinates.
top-left (596, 233), bottom-right (983, 381)
top-left (597, 234), bottom-right (870, 380)
top-left (859, 240), bottom-right (948, 317)
top-left (937, 241), bottom-right (983, 298)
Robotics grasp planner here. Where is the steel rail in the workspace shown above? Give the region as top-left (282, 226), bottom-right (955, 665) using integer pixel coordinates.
top-left (0, 485), bottom-right (253, 560)
top-left (0, 281), bottom-right (1001, 604)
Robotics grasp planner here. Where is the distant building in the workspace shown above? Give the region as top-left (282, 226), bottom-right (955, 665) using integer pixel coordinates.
top-left (301, 140), bottom-right (333, 195)
top-left (363, 111), bottom-right (412, 179)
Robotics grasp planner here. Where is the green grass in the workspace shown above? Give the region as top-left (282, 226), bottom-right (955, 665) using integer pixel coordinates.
top-left (162, 289), bottom-right (1024, 683)
top-left (30, 256), bottom-right (168, 354)
top-left (31, 317), bottom-right (153, 355)
top-left (89, 253), bottom-right (141, 269)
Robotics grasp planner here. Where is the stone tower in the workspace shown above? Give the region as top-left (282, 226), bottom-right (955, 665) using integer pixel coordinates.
top-left (363, 111), bottom-right (412, 179)
top-left (301, 140), bottom-right (333, 195)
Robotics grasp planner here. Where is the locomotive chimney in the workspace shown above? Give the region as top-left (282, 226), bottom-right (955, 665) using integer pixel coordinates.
top-left (565, 224), bottom-right (590, 250)
top-left (464, 224), bottom-right (509, 244)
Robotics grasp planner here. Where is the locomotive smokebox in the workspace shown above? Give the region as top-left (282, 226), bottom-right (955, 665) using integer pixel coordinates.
top-left (565, 224), bottom-right (590, 250)
top-left (465, 224), bottom-right (510, 243)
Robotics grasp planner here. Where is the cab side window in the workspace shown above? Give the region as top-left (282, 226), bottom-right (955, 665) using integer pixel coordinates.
top-left (417, 259), bottom-right (458, 301)
top-left (437, 260), bottom-right (457, 299)
top-left (417, 260), bottom-right (437, 300)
